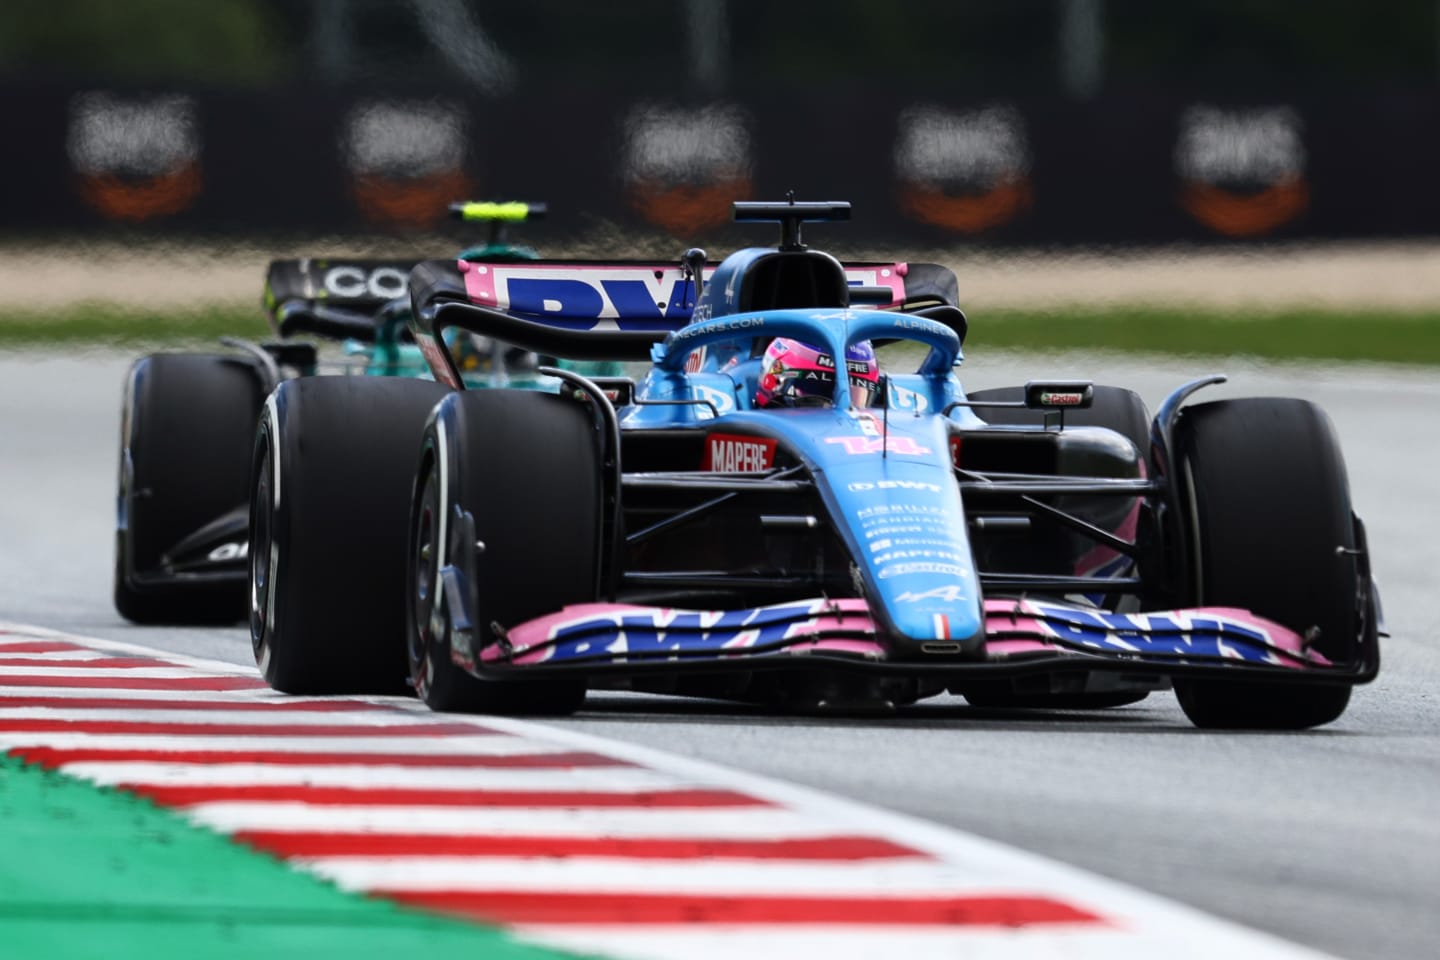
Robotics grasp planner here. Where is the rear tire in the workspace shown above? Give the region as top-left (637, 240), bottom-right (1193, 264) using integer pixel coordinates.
top-left (1172, 398), bottom-right (1362, 729)
top-left (967, 384), bottom-right (1150, 458)
top-left (115, 353), bottom-right (268, 624)
top-left (250, 376), bottom-right (450, 694)
top-left (408, 390), bottom-right (599, 715)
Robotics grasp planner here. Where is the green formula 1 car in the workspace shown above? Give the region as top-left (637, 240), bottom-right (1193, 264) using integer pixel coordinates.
top-left (114, 201), bottom-right (609, 625)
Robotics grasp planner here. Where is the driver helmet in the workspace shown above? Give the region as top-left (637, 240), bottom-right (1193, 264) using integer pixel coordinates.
top-left (755, 338), bottom-right (880, 408)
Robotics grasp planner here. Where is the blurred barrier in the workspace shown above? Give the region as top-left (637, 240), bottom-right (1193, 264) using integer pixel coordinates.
top-left (5, 82), bottom-right (1438, 244)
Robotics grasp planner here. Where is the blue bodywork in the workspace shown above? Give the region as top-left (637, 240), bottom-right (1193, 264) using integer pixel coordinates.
top-left (628, 289), bottom-right (983, 651)
top-left (404, 223), bottom-right (1368, 688)
top-left (409, 241), bottom-right (1040, 661)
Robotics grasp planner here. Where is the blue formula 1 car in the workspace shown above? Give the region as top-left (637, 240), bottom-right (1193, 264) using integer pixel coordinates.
top-left (249, 201), bottom-right (1381, 729)
top-left (114, 202), bottom-right (591, 625)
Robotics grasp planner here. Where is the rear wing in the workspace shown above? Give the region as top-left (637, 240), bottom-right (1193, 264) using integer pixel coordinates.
top-left (263, 259), bottom-right (419, 341)
top-left (408, 257), bottom-right (963, 388)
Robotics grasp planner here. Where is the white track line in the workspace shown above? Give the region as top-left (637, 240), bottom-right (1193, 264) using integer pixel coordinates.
top-left (304, 855), bottom-right (1040, 896)
top-left (522, 927), bottom-right (1295, 960)
top-left (186, 804), bottom-right (844, 838)
top-left (0, 685), bottom-right (333, 703)
top-left (0, 734), bottom-right (570, 754)
top-left (58, 762), bottom-right (689, 791)
top-left (0, 666), bottom-right (248, 678)
top-left (0, 624), bottom-right (265, 676)
top-left (0, 651), bottom-right (125, 662)
top-left (0, 706), bottom-right (480, 727)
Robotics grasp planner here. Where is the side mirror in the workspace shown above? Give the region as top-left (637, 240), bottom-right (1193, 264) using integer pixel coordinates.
top-left (1023, 381), bottom-right (1094, 410)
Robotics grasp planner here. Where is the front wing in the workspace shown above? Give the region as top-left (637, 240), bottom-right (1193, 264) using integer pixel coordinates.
top-left (117, 503), bottom-right (250, 593)
top-left (466, 597), bottom-right (1357, 684)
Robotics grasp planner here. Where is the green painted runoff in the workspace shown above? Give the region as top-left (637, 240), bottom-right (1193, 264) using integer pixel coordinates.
top-left (0, 754), bottom-right (594, 960)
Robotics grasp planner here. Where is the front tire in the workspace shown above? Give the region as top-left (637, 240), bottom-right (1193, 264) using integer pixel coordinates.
top-left (115, 352), bottom-right (268, 624)
top-left (250, 376), bottom-right (450, 694)
top-left (408, 390), bottom-right (600, 715)
top-left (1171, 398), bottom-right (1365, 729)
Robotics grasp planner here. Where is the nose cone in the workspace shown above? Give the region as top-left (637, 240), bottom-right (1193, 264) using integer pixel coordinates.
top-left (801, 413), bottom-right (984, 654)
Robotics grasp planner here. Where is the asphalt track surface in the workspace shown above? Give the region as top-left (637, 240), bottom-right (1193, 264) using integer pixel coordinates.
top-left (2, 350), bottom-right (1437, 960)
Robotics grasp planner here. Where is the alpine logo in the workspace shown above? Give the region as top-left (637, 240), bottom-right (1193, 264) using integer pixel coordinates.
top-left (703, 434), bottom-right (776, 473)
top-left (898, 585), bottom-right (970, 604)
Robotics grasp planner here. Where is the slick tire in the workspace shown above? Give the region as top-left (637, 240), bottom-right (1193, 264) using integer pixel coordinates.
top-left (250, 376), bottom-right (450, 694)
top-left (408, 390), bottom-right (599, 715)
top-left (1172, 398), bottom-right (1364, 730)
top-left (967, 384), bottom-right (1151, 459)
top-left (115, 352), bottom-right (269, 625)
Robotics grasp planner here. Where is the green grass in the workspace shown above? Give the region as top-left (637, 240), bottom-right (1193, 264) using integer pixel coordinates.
top-left (0, 303), bottom-right (268, 348)
top-left (970, 305), bottom-right (1440, 365)
top-left (2, 301), bottom-right (1439, 365)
